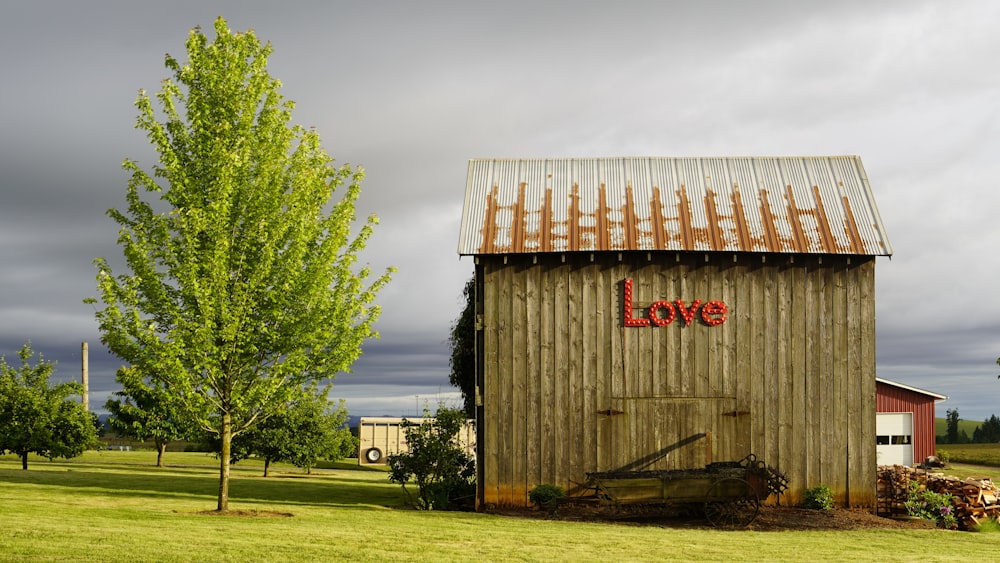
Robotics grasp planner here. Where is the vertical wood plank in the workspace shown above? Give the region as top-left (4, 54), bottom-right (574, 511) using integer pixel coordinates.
top-left (482, 262), bottom-right (500, 506)
top-left (523, 259), bottom-right (541, 491)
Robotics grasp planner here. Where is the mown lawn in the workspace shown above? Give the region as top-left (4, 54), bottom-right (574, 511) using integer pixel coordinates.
top-left (1, 450), bottom-right (998, 562)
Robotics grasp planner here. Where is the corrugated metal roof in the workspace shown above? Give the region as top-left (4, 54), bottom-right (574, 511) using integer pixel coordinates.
top-left (457, 156), bottom-right (893, 256)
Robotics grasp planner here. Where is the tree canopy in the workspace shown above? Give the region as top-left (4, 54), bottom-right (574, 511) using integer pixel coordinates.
top-left (0, 344), bottom-right (99, 469)
top-left (88, 17), bottom-right (392, 511)
top-left (972, 415), bottom-right (1000, 444)
top-left (448, 276), bottom-right (476, 418)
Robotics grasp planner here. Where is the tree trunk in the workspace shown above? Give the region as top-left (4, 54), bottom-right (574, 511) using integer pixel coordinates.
top-left (21, 451), bottom-right (28, 470)
top-left (264, 458), bottom-right (270, 478)
top-left (217, 412), bottom-right (231, 511)
top-left (156, 442), bottom-right (166, 468)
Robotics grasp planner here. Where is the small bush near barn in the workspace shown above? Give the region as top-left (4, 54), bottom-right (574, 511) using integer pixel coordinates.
top-left (904, 481), bottom-right (957, 529)
top-left (387, 406), bottom-right (475, 510)
top-left (528, 484), bottom-right (565, 509)
top-left (803, 484), bottom-right (834, 510)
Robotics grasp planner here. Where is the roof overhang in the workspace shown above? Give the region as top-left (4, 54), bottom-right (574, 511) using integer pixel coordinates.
top-left (458, 156), bottom-right (893, 257)
top-left (876, 377), bottom-right (948, 401)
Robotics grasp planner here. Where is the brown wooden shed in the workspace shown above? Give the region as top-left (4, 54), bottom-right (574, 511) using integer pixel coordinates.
top-left (458, 156), bottom-right (893, 508)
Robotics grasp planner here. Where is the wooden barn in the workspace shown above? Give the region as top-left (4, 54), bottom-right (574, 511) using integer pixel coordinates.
top-left (876, 378), bottom-right (947, 467)
top-left (457, 156), bottom-right (893, 508)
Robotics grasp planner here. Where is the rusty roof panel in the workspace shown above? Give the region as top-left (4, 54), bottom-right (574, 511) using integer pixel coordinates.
top-left (458, 156), bottom-right (893, 257)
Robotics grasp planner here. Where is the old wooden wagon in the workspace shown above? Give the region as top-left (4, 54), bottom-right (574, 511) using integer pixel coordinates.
top-left (583, 454), bottom-right (788, 527)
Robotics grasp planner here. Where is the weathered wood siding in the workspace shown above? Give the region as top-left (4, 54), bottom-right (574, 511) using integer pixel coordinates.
top-left (476, 252), bottom-right (876, 508)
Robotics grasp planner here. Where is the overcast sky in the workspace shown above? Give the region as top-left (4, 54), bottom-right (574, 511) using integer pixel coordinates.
top-left (1, 1), bottom-right (998, 422)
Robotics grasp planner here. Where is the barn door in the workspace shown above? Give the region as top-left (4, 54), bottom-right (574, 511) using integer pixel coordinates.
top-left (597, 398), bottom-right (750, 472)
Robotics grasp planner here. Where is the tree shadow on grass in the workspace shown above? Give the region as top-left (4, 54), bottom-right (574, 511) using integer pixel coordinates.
top-left (0, 461), bottom-right (407, 511)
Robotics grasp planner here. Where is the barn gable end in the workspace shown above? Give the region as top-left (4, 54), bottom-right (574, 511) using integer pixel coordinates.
top-left (459, 156), bottom-right (892, 509)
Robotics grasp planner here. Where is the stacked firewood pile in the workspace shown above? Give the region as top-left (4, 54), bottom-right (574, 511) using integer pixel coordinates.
top-left (877, 464), bottom-right (1000, 530)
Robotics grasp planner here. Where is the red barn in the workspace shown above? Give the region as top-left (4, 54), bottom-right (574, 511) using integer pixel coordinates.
top-left (875, 378), bottom-right (947, 466)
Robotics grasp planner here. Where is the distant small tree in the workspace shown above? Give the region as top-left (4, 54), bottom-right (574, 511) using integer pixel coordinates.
top-left (105, 366), bottom-right (191, 467)
top-left (448, 277), bottom-right (476, 418)
top-left (945, 408), bottom-right (960, 445)
top-left (0, 344), bottom-right (99, 469)
top-left (973, 415), bottom-right (1000, 443)
top-left (226, 383), bottom-right (354, 477)
top-left (91, 413), bottom-right (106, 438)
top-left (387, 406), bottom-right (475, 510)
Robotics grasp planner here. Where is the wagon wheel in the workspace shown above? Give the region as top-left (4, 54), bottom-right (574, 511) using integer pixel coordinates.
top-left (703, 477), bottom-right (760, 528)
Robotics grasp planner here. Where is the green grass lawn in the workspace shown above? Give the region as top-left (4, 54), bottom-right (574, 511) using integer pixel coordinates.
top-left (1, 450), bottom-right (998, 562)
top-left (936, 443), bottom-right (1000, 468)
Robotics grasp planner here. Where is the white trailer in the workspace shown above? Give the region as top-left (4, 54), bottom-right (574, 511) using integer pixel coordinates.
top-left (358, 417), bottom-right (475, 465)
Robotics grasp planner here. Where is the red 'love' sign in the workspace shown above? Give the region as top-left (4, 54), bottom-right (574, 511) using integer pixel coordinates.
top-left (623, 279), bottom-right (728, 327)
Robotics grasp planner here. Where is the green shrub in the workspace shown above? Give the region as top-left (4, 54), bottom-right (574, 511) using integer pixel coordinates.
top-left (528, 484), bottom-right (565, 508)
top-left (905, 481), bottom-right (957, 529)
top-left (936, 450), bottom-right (951, 463)
top-left (387, 407), bottom-right (475, 511)
top-left (803, 484), bottom-right (834, 510)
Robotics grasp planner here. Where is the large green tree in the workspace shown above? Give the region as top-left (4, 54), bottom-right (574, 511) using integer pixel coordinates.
top-left (448, 276), bottom-right (476, 418)
top-left (105, 366), bottom-right (191, 467)
top-left (88, 18), bottom-right (392, 511)
top-left (0, 344), bottom-right (99, 470)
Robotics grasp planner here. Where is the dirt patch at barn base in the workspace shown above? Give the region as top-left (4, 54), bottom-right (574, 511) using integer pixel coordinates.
top-left (487, 503), bottom-right (936, 531)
